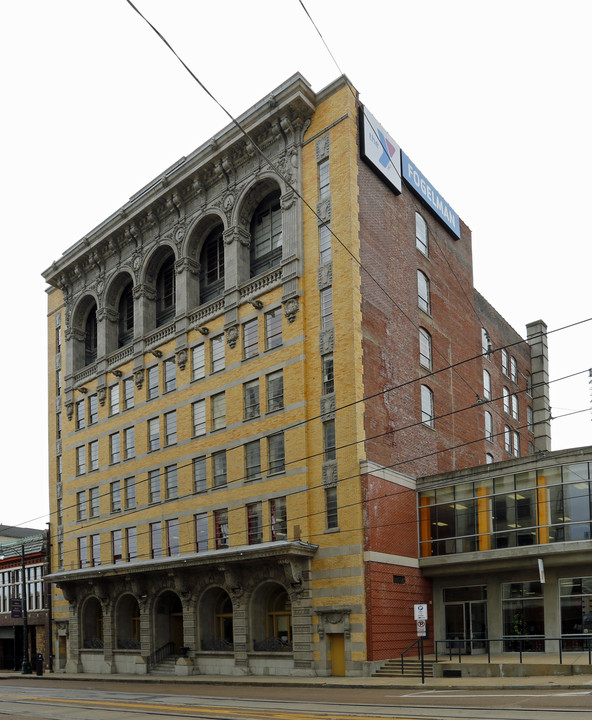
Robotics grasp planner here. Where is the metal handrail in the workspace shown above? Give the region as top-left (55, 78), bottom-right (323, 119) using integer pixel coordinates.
top-left (434, 636), bottom-right (592, 665)
top-left (147, 641), bottom-right (175, 671)
top-left (400, 637), bottom-right (421, 675)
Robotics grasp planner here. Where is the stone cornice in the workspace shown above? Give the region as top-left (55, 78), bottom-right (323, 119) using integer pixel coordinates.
top-left (45, 540), bottom-right (318, 585)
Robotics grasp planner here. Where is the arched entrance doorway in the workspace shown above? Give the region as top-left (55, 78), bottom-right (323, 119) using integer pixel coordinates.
top-left (154, 591), bottom-right (183, 654)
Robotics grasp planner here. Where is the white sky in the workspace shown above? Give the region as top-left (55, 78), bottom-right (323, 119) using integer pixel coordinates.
top-left (1, 1), bottom-right (590, 528)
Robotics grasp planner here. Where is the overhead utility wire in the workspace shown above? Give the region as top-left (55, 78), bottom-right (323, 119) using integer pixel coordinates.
top-left (53, 406), bottom-right (592, 567)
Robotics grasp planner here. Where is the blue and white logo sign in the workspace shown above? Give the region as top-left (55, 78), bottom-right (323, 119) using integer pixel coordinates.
top-left (360, 106), bottom-right (402, 194)
top-left (402, 153), bottom-right (460, 239)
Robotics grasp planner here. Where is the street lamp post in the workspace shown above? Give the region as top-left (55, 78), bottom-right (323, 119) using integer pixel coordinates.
top-left (21, 543), bottom-right (31, 674)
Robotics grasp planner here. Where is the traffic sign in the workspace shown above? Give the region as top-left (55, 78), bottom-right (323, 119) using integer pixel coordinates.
top-left (416, 619), bottom-right (426, 637)
top-left (414, 603), bottom-right (428, 620)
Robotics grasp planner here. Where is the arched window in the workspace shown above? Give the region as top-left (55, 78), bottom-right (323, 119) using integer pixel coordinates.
top-left (118, 281), bottom-right (134, 347)
top-left (84, 303), bottom-right (98, 366)
top-left (485, 410), bottom-right (493, 441)
top-left (417, 270), bottom-right (430, 314)
top-left (250, 191), bottom-right (282, 277)
top-left (252, 582), bottom-right (292, 652)
top-left (415, 212), bottom-right (428, 255)
top-left (419, 328), bottom-right (432, 370)
top-left (116, 594), bottom-right (140, 649)
top-left (215, 591), bottom-right (234, 646)
top-left (421, 385), bottom-right (434, 428)
top-left (82, 596), bottom-right (103, 648)
top-left (200, 587), bottom-right (234, 651)
top-left (155, 254), bottom-right (175, 326)
top-left (199, 227), bottom-right (225, 304)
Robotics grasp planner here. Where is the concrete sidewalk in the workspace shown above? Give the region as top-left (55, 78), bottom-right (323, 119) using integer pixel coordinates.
top-left (1, 668), bottom-right (592, 691)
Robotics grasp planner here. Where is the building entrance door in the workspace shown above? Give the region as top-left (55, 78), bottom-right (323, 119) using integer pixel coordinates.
top-left (444, 600), bottom-right (488, 654)
top-left (328, 633), bottom-right (345, 676)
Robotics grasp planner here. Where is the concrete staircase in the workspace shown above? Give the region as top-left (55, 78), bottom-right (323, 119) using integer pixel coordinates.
top-left (373, 657), bottom-right (434, 678)
top-left (149, 655), bottom-right (179, 675)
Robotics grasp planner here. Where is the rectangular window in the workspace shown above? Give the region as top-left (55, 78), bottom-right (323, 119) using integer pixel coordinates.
top-left (77, 490), bottom-right (86, 521)
top-left (110, 432), bottom-right (120, 464)
top-left (76, 446), bottom-right (86, 475)
top-left (325, 486), bottom-right (338, 529)
top-left (193, 456), bottom-right (207, 493)
top-left (243, 318), bottom-right (259, 359)
top-left (247, 502), bottom-right (263, 545)
top-left (148, 417), bottom-right (160, 451)
top-left (149, 469), bottom-right (161, 503)
top-left (123, 378), bottom-right (134, 410)
top-left (112, 529), bottom-right (123, 564)
top-left (268, 433), bottom-right (285, 474)
top-left (147, 365), bottom-right (159, 399)
top-left (483, 369), bottom-right (492, 400)
top-left (126, 527), bottom-right (137, 562)
top-left (320, 287), bottom-right (333, 328)
top-left (110, 384), bottom-right (120, 415)
top-left (89, 487), bottom-right (100, 518)
top-left (323, 419), bottom-right (336, 461)
top-left (245, 440), bottom-right (261, 481)
top-left (318, 158), bottom-right (330, 198)
top-left (165, 465), bottom-right (178, 499)
top-left (527, 406), bottom-right (534, 432)
top-left (57, 455), bottom-right (62, 482)
top-left (56, 326), bottom-right (62, 353)
top-left (56, 411), bottom-right (62, 440)
top-left (111, 480), bottom-right (121, 513)
top-left (192, 344), bottom-right (205, 380)
top-left (78, 537), bottom-right (88, 568)
top-left (501, 348), bottom-right (509, 376)
top-left (193, 399), bottom-right (206, 436)
top-left (211, 392), bottom-right (226, 431)
top-left (266, 370), bottom-right (284, 412)
top-left (195, 513), bottom-right (208, 552)
top-left (56, 369), bottom-right (62, 397)
top-left (76, 400), bottom-right (85, 430)
top-left (89, 394), bottom-right (98, 424)
top-left (90, 534), bottom-right (101, 567)
top-left (270, 497), bottom-right (287, 541)
top-left (150, 522), bottom-right (162, 559)
top-left (244, 379), bottom-right (260, 419)
top-left (510, 356), bottom-right (518, 384)
top-left (164, 358), bottom-right (176, 392)
top-left (167, 518), bottom-right (180, 556)
top-left (417, 271), bottom-right (430, 314)
top-left (164, 411), bottom-right (177, 445)
top-left (211, 335), bottom-right (225, 372)
top-left (124, 426), bottom-right (135, 459)
top-left (485, 411), bottom-right (493, 441)
top-left (322, 353), bottom-right (334, 395)
top-left (57, 498), bottom-right (63, 524)
top-left (513, 431), bottom-right (520, 457)
top-left (214, 509), bottom-right (229, 549)
top-left (511, 394), bottom-right (519, 421)
top-left (213, 450), bottom-right (227, 488)
top-left (504, 425), bottom-right (512, 453)
top-left (421, 385), bottom-right (434, 428)
top-left (125, 477), bottom-right (136, 510)
top-left (89, 440), bottom-right (99, 471)
top-left (503, 387), bottom-right (510, 414)
top-left (419, 328), bottom-right (432, 370)
top-left (265, 308), bottom-right (282, 349)
top-left (319, 223), bottom-right (332, 264)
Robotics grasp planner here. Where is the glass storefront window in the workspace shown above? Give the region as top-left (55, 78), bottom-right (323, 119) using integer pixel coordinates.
top-left (560, 576), bottom-right (592, 650)
top-left (502, 581), bottom-right (544, 651)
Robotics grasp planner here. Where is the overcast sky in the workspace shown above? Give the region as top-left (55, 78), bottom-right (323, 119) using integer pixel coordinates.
top-left (1, 1), bottom-right (590, 528)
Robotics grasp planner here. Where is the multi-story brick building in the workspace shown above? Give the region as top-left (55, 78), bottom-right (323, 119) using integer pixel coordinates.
top-left (43, 74), bottom-right (541, 676)
top-left (0, 527), bottom-right (51, 671)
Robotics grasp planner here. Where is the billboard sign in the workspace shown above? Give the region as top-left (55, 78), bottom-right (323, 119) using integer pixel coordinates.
top-left (402, 152), bottom-right (460, 238)
top-left (10, 598), bottom-right (22, 618)
top-left (360, 106), bottom-right (402, 194)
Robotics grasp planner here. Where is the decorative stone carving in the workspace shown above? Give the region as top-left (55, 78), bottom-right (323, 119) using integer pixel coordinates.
top-left (66, 402), bottom-right (74, 421)
top-left (320, 393), bottom-right (336, 420)
top-left (280, 189), bottom-right (296, 211)
top-left (322, 460), bottom-right (338, 487)
top-left (225, 325), bottom-right (239, 349)
top-left (176, 349), bottom-right (188, 371)
top-left (317, 262), bottom-right (333, 290)
top-left (282, 296), bottom-right (299, 324)
top-left (98, 388), bottom-right (107, 407)
top-left (316, 197), bottom-right (332, 225)
top-left (223, 226), bottom-right (250, 247)
top-left (134, 369), bottom-right (145, 390)
top-left (175, 257), bottom-right (198, 276)
top-left (133, 284), bottom-right (157, 301)
top-left (319, 328), bottom-right (334, 354)
top-left (315, 134), bottom-right (330, 163)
